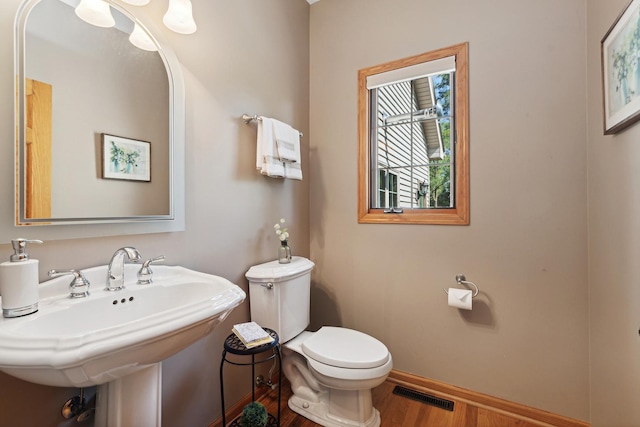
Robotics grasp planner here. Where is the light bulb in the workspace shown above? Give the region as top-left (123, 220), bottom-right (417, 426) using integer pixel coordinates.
top-left (75, 0), bottom-right (115, 28)
top-left (163, 0), bottom-right (197, 34)
top-left (129, 23), bottom-right (157, 51)
top-left (120, 0), bottom-right (150, 5)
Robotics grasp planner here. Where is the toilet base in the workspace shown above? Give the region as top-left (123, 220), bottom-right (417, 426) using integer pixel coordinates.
top-left (281, 332), bottom-right (390, 427)
top-left (288, 394), bottom-right (381, 427)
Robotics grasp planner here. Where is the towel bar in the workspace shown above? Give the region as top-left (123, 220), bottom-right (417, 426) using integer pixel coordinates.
top-left (242, 114), bottom-right (303, 137)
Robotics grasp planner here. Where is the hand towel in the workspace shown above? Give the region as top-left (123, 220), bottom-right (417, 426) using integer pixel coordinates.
top-left (271, 119), bottom-right (301, 164)
top-left (257, 117), bottom-right (284, 178)
top-left (284, 162), bottom-right (302, 180)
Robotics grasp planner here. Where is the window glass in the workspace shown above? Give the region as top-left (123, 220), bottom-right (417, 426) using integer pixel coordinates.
top-left (371, 74), bottom-right (452, 210)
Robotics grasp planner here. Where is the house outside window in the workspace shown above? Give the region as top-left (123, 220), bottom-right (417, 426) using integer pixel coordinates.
top-left (378, 169), bottom-right (398, 208)
top-left (372, 74), bottom-right (451, 210)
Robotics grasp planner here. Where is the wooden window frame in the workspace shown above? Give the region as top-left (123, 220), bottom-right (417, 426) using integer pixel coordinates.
top-left (358, 42), bottom-right (469, 225)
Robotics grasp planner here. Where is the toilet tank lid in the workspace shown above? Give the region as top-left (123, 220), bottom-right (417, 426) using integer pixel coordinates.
top-left (245, 256), bottom-right (315, 282)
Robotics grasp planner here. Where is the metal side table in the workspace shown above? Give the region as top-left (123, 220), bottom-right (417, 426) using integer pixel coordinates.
top-left (220, 327), bottom-right (281, 427)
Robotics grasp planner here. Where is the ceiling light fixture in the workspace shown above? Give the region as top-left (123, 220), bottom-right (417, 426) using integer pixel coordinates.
top-left (72, 0), bottom-right (197, 52)
top-left (75, 0), bottom-right (115, 28)
top-left (129, 23), bottom-right (158, 51)
top-left (163, 0), bottom-right (197, 34)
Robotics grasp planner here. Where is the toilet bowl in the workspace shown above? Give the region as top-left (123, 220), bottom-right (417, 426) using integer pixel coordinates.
top-left (283, 328), bottom-right (392, 427)
top-left (246, 257), bottom-right (392, 427)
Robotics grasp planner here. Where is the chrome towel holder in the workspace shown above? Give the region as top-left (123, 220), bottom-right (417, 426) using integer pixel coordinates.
top-left (443, 274), bottom-right (479, 298)
top-left (242, 113), bottom-right (303, 137)
top-left (242, 113), bottom-right (261, 124)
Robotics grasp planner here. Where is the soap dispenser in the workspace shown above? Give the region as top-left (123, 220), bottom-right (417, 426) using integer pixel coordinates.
top-left (0, 238), bottom-right (43, 317)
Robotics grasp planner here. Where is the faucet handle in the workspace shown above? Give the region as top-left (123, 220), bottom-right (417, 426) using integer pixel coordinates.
top-left (48, 269), bottom-right (90, 298)
top-left (137, 256), bottom-right (165, 285)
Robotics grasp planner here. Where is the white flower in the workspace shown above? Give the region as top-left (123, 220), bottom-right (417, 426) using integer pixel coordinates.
top-left (274, 218), bottom-right (290, 242)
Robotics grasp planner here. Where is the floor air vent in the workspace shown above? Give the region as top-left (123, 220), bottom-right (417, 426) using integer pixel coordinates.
top-left (392, 386), bottom-right (455, 411)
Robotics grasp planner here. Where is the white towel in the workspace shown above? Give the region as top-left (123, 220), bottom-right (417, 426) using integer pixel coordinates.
top-left (284, 162), bottom-right (302, 180)
top-left (257, 117), bottom-right (284, 178)
top-left (271, 119), bottom-right (301, 164)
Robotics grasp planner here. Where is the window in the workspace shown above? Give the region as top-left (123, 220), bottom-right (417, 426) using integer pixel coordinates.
top-left (358, 43), bottom-right (469, 225)
top-left (378, 169), bottom-right (398, 208)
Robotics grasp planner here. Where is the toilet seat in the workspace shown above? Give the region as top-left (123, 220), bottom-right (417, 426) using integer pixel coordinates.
top-left (302, 326), bottom-right (389, 369)
top-left (284, 327), bottom-right (393, 382)
top-left (306, 351), bottom-right (393, 382)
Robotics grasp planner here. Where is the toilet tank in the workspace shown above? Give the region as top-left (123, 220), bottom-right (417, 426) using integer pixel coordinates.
top-left (245, 256), bottom-right (315, 343)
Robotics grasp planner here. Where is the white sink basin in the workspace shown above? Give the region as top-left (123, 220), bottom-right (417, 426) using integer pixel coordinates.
top-left (0, 264), bottom-right (246, 387)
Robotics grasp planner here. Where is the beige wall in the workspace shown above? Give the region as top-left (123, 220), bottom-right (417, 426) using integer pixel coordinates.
top-left (587, 0), bottom-right (640, 425)
top-left (0, 1), bottom-right (309, 426)
top-left (309, 0), bottom-right (590, 421)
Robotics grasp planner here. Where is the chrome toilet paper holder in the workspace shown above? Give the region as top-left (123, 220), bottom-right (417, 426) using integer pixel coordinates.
top-left (443, 274), bottom-right (479, 298)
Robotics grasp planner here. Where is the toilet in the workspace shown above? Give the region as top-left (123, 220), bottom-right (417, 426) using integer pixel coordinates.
top-left (245, 256), bottom-right (392, 427)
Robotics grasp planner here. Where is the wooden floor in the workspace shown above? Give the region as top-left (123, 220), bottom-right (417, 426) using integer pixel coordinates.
top-left (255, 379), bottom-right (544, 427)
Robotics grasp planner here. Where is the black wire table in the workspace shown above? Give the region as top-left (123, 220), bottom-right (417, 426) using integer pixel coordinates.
top-left (220, 327), bottom-right (281, 427)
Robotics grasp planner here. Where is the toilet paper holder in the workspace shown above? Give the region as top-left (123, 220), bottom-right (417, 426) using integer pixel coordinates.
top-left (443, 274), bottom-right (479, 298)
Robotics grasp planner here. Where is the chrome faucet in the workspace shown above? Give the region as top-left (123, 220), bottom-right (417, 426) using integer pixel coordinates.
top-left (137, 255), bottom-right (165, 285)
top-left (48, 269), bottom-right (91, 298)
top-left (106, 247), bottom-right (141, 291)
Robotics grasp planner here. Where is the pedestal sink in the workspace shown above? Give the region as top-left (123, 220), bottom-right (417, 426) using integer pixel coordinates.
top-left (0, 264), bottom-right (246, 426)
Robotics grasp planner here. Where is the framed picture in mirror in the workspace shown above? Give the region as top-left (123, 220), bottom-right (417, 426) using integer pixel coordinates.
top-left (602, 0), bottom-right (640, 134)
top-left (102, 134), bottom-right (151, 182)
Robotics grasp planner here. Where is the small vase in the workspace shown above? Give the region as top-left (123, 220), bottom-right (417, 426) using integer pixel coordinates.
top-left (278, 241), bottom-right (291, 264)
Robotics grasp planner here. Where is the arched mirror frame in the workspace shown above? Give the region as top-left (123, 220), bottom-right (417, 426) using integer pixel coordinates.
top-left (6, 0), bottom-right (185, 242)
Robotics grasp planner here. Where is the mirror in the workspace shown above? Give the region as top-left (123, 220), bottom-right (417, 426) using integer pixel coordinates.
top-left (15, 0), bottom-right (181, 227)
top-left (358, 43), bottom-right (469, 225)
